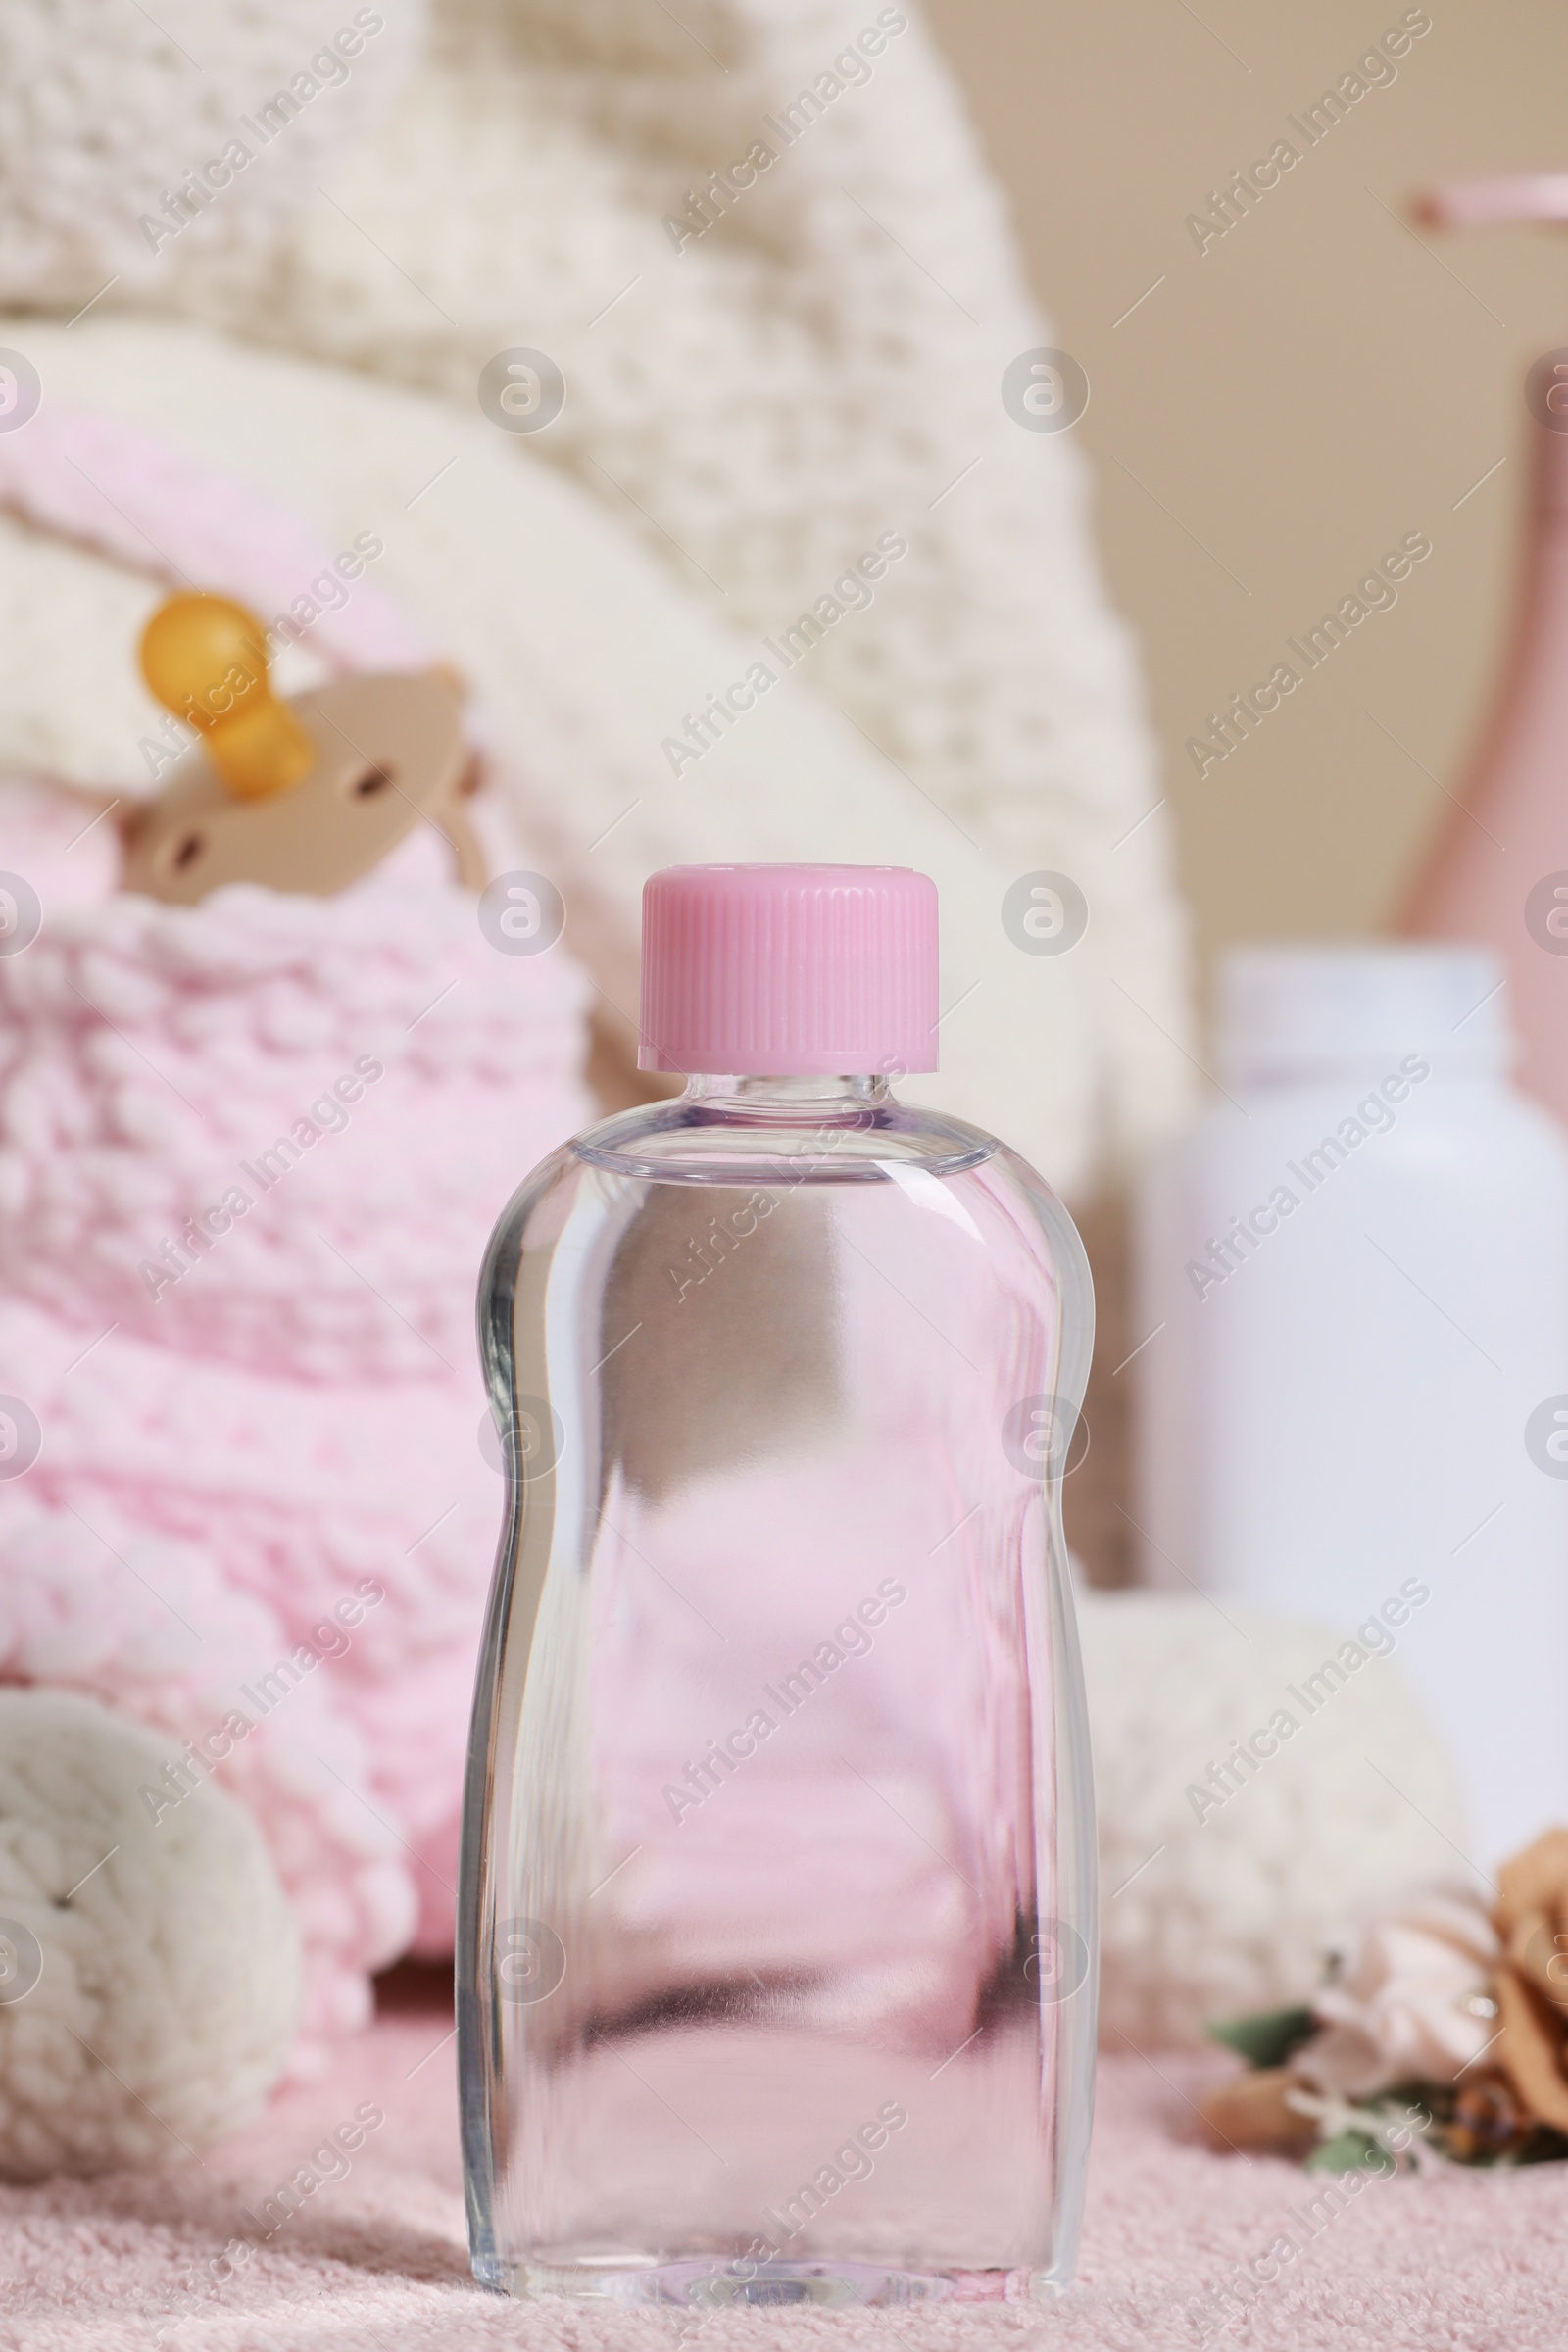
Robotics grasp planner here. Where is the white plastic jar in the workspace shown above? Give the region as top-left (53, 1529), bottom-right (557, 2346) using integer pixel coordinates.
top-left (1134, 944), bottom-right (1568, 1864)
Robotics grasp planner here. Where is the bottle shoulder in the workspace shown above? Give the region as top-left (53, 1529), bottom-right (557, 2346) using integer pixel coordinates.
top-left (482, 1096), bottom-right (1086, 1288)
top-left (478, 1095), bottom-right (1095, 1437)
top-left (568, 1092), bottom-right (1000, 1187)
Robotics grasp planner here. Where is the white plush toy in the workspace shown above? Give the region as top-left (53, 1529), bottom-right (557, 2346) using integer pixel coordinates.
top-left (0, 1693), bottom-right (300, 2177)
top-left (1079, 1592), bottom-right (1468, 2050)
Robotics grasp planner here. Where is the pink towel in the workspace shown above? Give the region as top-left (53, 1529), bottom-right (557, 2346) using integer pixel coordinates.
top-left (0, 1970), bottom-right (1555, 2348)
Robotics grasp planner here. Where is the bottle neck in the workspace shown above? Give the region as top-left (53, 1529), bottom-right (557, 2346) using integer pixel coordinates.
top-left (681, 1073), bottom-right (893, 1120)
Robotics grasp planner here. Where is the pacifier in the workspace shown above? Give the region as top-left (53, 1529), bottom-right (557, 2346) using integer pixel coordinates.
top-left (122, 593), bottom-right (484, 904)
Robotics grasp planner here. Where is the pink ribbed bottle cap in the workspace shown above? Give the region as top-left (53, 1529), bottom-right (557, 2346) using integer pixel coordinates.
top-left (640, 864), bottom-right (939, 1075)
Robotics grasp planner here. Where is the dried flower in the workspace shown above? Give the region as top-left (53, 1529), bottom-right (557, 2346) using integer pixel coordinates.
top-left (1291, 1888), bottom-right (1498, 2100)
top-left (1493, 1828), bottom-right (1568, 2133)
top-left (1201, 1830), bottom-right (1568, 2163)
top-left (1444, 2071), bottom-right (1537, 2163)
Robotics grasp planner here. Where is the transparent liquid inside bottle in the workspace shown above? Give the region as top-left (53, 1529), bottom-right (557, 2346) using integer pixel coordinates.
top-left (459, 1075), bottom-right (1097, 2308)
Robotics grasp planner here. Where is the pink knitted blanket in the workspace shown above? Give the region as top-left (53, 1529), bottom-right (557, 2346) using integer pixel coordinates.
top-left (0, 1972), bottom-right (1559, 2348)
top-left (0, 402), bottom-right (598, 2082)
top-left (0, 780), bottom-right (592, 2065)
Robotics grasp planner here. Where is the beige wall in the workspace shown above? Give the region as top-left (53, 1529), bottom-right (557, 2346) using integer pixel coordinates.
top-left (924, 0), bottom-right (1568, 988)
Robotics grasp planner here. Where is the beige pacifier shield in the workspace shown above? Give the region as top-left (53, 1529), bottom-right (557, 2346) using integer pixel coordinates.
top-left (122, 672), bottom-right (467, 906)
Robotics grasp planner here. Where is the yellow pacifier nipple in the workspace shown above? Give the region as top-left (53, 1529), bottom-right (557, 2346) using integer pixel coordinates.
top-left (139, 593), bottom-right (316, 801)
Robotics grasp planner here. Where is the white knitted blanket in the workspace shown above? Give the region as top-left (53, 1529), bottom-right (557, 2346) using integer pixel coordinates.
top-left (0, 0), bottom-right (1194, 1184)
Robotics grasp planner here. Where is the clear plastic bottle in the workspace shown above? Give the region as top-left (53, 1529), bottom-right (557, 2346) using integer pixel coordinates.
top-left (459, 865), bottom-right (1097, 2309)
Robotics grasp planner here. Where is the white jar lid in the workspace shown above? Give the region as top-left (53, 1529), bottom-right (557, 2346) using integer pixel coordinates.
top-left (1217, 943), bottom-right (1509, 1086)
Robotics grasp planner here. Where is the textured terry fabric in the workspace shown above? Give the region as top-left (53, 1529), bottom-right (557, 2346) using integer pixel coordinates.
top-left (0, 1976), bottom-right (1560, 2349)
